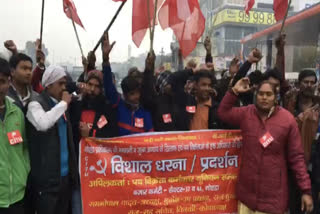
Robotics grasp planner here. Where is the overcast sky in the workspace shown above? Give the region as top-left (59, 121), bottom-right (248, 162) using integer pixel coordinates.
top-left (0, 0), bottom-right (173, 64)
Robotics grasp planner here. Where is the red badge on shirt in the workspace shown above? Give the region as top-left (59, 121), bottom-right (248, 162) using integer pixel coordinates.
top-left (7, 130), bottom-right (23, 145)
top-left (162, 114), bottom-right (172, 123)
top-left (259, 132), bottom-right (274, 148)
top-left (81, 110), bottom-right (96, 130)
top-left (135, 118), bottom-right (144, 128)
top-left (186, 106), bottom-right (196, 113)
top-left (97, 115), bottom-right (108, 129)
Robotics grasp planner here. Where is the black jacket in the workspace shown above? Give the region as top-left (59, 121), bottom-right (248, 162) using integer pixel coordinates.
top-left (141, 68), bottom-right (223, 131)
top-left (7, 85), bottom-right (37, 114)
top-left (69, 95), bottom-right (118, 161)
top-left (26, 91), bottom-right (78, 192)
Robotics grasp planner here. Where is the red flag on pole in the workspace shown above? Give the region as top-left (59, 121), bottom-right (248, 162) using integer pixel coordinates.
top-left (63, 0), bottom-right (85, 29)
top-left (132, 0), bottom-right (164, 48)
top-left (245, 0), bottom-right (255, 15)
top-left (273, 0), bottom-right (288, 21)
top-left (158, 0), bottom-right (205, 58)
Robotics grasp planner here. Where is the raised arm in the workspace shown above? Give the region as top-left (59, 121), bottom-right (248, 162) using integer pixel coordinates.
top-left (218, 78), bottom-right (251, 127)
top-left (32, 47), bottom-right (46, 93)
top-left (141, 51), bottom-right (156, 110)
top-left (4, 40), bottom-right (18, 56)
top-left (232, 48), bottom-right (262, 86)
top-left (204, 36), bottom-right (213, 64)
top-left (101, 32), bottom-right (120, 106)
top-left (275, 34), bottom-right (285, 81)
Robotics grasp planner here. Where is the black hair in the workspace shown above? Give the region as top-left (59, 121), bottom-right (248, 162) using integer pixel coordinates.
top-left (193, 70), bottom-right (213, 83)
top-left (249, 70), bottom-right (263, 85)
top-left (262, 68), bottom-right (283, 83)
top-left (298, 69), bottom-right (317, 83)
top-left (0, 58), bottom-right (11, 77)
top-left (9, 53), bottom-right (33, 69)
top-left (256, 80), bottom-right (277, 95)
top-left (128, 67), bottom-right (140, 76)
top-left (121, 76), bottom-right (141, 95)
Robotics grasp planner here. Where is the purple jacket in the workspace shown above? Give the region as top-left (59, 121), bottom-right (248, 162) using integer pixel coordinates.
top-left (218, 91), bottom-right (311, 214)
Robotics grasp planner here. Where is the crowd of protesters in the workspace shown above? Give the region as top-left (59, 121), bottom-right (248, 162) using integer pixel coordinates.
top-left (0, 32), bottom-right (319, 214)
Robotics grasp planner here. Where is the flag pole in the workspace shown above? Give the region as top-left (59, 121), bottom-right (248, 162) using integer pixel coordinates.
top-left (71, 18), bottom-right (84, 58)
top-left (93, 1), bottom-right (126, 53)
top-left (147, 0), bottom-right (153, 52)
top-left (39, 0), bottom-right (45, 49)
top-left (279, 0), bottom-right (292, 35)
top-left (150, 0), bottom-right (158, 52)
top-left (69, 7), bottom-right (84, 58)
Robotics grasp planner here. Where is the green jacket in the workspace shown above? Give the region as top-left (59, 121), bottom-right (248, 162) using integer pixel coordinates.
top-left (0, 98), bottom-right (30, 207)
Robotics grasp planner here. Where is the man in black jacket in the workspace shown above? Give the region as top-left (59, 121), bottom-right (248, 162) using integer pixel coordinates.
top-left (26, 65), bottom-right (78, 214)
top-left (69, 69), bottom-right (118, 214)
top-left (141, 52), bottom-right (195, 131)
top-left (70, 69), bottom-right (118, 157)
top-left (141, 52), bottom-right (222, 131)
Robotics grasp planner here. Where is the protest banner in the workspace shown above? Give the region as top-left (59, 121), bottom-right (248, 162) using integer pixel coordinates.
top-left (80, 130), bottom-right (242, 214)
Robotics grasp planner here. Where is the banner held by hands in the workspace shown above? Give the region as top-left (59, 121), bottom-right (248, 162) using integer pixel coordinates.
top-left (93, 1), bottom-right (127, 53)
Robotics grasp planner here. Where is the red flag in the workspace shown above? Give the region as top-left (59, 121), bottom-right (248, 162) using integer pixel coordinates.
top-left (63, 0), bottom-right (85, 29)
top-left (245, 0), bottom-right (255, 15)
top-left (132, 0), bottom-right (164, 48)
top-left (273, 0), bottom-right (288, 21)
top-left (158, 0), bottom-right (205, 57)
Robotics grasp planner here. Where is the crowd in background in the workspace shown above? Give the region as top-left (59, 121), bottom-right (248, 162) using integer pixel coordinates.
top-left (0, 32), bottom-right (319, 214)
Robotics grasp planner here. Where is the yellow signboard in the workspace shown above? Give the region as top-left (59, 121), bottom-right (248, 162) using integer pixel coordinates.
top-left (213, 9), bottom-right (277, 26)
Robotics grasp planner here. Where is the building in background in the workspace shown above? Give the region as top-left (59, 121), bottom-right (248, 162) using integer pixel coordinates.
top-left (171, 0), bottom-right (318, 71)
top-left (241, 2), bottom-right (320, 77)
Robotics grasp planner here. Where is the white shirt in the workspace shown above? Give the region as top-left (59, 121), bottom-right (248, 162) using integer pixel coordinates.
top-left (26, 99), bottom-right (67, 132)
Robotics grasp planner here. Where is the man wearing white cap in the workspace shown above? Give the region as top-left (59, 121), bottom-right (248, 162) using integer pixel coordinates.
top-left (26, 65), bottom-right (78, 214)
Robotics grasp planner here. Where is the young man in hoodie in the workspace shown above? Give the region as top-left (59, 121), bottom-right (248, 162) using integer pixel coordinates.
top-left (102, 33), bottom-right (153, 136)
top-left (0, 58), bottom-right (30, 214)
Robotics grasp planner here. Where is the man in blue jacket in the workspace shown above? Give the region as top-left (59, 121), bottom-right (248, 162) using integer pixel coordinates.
top-left (102, 32), bottom-right (153, 136)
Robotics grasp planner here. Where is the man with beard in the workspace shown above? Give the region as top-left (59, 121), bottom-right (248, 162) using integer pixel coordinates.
top-left (284, 69), bottom-right (319, 214)
top-left (69, 70), bottom-right (117, 214)
top-left (218, 78), bottom-right (313, 214)
top-left (26, 66), bottom-right (78, 214)
top-left (70, 69), bottom-right (118, 156)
